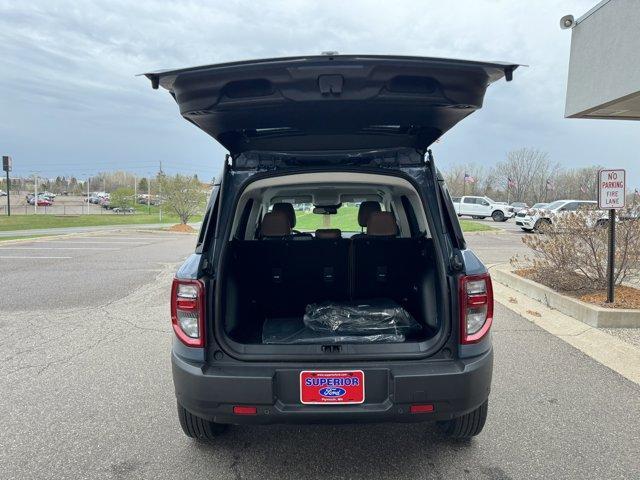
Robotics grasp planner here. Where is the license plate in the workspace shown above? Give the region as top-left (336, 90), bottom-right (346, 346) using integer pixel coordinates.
top-left (300, 370), bottom-right (365, 404)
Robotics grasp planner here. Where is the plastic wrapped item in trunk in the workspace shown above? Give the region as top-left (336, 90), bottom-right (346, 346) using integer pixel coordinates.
top-left (262, 317), bottom-right (405, 345)
top-left (303, 299), bottom-right (421, 336)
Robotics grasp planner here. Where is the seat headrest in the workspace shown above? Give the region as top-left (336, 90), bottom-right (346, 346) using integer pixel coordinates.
top-left (366, 211), bottom-right (398, 237)
top-left (315, 228), bottom-right (342, 239)
top-left (261, 211), bottom-right (291, 237)
top-left (358, 201), bottom-right (381, 227)
top-left (272, 203), bottom-right (296, 228)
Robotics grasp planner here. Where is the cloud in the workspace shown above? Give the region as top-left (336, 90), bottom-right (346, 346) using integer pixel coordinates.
top-left (1, 0), bottom-right (638, 186)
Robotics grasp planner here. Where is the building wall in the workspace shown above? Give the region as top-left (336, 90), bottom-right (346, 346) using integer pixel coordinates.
top-left (565, 0), bottom-right (640, 119)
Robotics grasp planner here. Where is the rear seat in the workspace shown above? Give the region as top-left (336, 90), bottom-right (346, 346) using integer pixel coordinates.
top-left (233, 238), bottom-right (350, 318)
top-left (234, 210), bottom-right (428, 317)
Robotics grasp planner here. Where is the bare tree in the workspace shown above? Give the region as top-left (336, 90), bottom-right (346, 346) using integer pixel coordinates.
top-left (496, 148), bottom-right (559, 204)
top-left (159, 174), bottom-right (207, 224)
top-left (442, 163), bottom-right (492, 197)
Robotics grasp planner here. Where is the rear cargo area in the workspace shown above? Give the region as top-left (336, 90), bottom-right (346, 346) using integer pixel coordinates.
top-left (222, 237), bottom-right (440, 345)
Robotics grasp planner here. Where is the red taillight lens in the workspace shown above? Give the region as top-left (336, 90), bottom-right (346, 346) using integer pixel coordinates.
top-left (459, 273), bottom-right (493, 344)
top-left (171, 278), bottom-right (205, 347)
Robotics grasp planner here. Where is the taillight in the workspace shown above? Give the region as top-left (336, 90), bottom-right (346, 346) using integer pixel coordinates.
top-left (171, 278), bottom-right (205, 347)
top-left (459, 273), bottom-right (493, 344)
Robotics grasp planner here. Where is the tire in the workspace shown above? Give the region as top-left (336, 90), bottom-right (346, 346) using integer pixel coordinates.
top-left (438, 400), bottom-right (488, 439)
top-left (491, 210), bottom-right (505, 222)
top-left (534, 218), bottom-right (552, 233)
top-left (177, 402), bottom-right (228, 441)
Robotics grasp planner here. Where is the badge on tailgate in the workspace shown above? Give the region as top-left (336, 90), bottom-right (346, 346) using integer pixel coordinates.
top-left (300, 370), bottom-right (365, 404)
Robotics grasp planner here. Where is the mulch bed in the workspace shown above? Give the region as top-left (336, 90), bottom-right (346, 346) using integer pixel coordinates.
top-left (579, 287), bottom-right (640, 309)
top-left (167, 224), bottom-right (196, 233)
top-left (514, 269), bottom-right (640, 309)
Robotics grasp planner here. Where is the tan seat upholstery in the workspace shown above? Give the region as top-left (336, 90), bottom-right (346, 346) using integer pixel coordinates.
top-left (315, 228), bottom-right (342, 239)
top-left (366, 211), bottom-right (398, 237)
top-left (261, 211), bottom-right (291, 238)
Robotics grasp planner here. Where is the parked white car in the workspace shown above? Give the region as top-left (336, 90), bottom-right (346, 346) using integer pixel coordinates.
top-left (452, 195), bottom-right (515, 222)
top-left (509, 202), bottom-right (529, 214)
top-left (516, 199), bottom-right (597, 232)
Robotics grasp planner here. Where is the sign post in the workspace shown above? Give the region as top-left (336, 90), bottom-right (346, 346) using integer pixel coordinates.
top-left (597, 169), bottom-right (626, 303)
top-left (2, 156), bottom-right (11, 216)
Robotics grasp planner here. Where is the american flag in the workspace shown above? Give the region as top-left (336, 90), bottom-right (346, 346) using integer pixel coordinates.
top-left (464, 173), bottom-right (476, 184)
top-left (546, 179), bottom-right (555, 190)
top-left (507, 177), bottom-right (516, 188)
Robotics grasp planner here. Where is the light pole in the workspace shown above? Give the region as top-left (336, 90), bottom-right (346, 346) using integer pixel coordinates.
top-left (33, 173), bottom-right (38, 214)
top-left (82, 174), bottom-right (91, 215)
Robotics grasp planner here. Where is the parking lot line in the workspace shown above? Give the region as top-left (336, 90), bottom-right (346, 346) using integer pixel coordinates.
top-left (38, 241), bottom-right (150, 245)
top-left (0, 247), bottom-right (120, 250)
top-left (0, 255), bottom-right (73, 259)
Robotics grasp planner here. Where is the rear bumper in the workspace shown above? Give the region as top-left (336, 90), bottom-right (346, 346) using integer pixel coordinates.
top-left (172, 348), bottom-right (493, 425)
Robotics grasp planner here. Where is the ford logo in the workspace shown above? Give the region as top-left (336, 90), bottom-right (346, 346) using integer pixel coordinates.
top-left (319, 387), bottom-right (346, 398)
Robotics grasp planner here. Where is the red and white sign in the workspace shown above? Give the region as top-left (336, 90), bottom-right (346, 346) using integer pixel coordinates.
top-left (598, 169), bottom-right (626, 210)
top-left (300, 370), bottom-right (365, 405)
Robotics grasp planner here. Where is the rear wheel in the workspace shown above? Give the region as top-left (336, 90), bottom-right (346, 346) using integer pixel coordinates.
top-left (438, 400), bottom-right (488, 439)
top-left (534, 218), bottom-right (552, 233)
top-left (177, 402), bottom-right (228, 441)
top-left (491, 210), bottom-right (505, 222)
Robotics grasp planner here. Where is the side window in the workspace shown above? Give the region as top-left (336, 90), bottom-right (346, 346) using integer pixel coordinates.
top-left (563, 202), bottom-right (580, 211)
top-left (463, 197), bottom-right (476, 204)
top-left (481, 200), bottom-right (490, 206)
top-left (196, 185), bottom-right (220, 253)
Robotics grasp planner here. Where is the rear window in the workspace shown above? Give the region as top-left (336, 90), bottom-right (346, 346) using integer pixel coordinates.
top-left (269, 202), bottom-right (381, 232)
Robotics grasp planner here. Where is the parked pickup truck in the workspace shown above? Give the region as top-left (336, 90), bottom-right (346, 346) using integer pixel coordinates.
top-left (452, 196), bottom-right (514, 222)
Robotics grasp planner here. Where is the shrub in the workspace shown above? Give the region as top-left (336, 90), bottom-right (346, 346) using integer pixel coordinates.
top-left (513, 208), bottom-right (640, 293)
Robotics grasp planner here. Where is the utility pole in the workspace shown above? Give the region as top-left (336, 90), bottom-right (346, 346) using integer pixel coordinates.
top-left (2, 156), bottom-right (11, 216)
top-left (33, 173), bottom-right (38, 214)
top-left (158, 161), bottom-right (163, 222)
top-left (87, 176), bottom-right (90, 214)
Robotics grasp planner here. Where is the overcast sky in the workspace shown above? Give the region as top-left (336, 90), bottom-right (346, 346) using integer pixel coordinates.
top-left (1, 0), bottom-right (638, 186)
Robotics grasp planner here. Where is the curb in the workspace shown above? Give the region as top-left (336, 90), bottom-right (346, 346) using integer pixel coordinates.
top-left (491, 265), bottom-right (640, 328)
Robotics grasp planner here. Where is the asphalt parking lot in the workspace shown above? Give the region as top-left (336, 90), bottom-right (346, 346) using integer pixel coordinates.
top-left (1, 229), bottom-right (639, 479)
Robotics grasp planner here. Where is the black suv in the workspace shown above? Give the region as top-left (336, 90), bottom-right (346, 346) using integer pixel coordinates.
top-left (145, 55), bottom-right (517, 440)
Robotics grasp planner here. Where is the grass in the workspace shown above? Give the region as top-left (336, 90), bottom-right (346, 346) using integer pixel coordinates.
top-left (295, 205), bottom-right (495, 233)
top-left (0, 211), bottom-right (203, 232)
top-left (459, 220), bottom-right (496, 232)
top-left (295, 205), bottom-right (361, 232)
